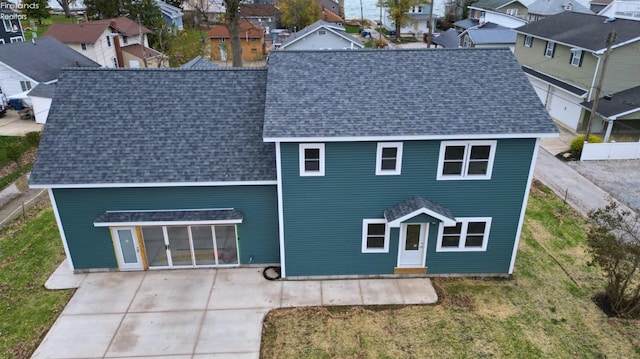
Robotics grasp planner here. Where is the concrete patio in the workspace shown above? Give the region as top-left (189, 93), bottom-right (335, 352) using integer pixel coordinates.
top-left (33, 264), bottom-right (438, 359)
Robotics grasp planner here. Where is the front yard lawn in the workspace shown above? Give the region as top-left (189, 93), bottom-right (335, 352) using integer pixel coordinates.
top-left (0, 201), bottom-right (74, 358)
top-left (261, 180), bottom-right (640, 358)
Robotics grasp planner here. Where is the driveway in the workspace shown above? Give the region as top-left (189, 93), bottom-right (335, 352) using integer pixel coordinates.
top-left (33, 265), bottom-right (437, 359)
top-left (0, 110), bottom-right (43, 135)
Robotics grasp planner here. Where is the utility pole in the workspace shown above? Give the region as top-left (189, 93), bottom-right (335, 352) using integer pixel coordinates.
top-left (584, 31), bottom-right (616, 143)
top-left (426, 0), bottom-right (433, 47)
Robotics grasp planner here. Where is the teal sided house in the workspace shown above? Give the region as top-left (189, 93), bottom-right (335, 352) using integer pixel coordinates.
top-left (30, 49), bottom-right (558, 278)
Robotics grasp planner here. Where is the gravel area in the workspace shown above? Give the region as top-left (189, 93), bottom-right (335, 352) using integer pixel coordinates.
top-left (566, 159), bottom-right (640, 210)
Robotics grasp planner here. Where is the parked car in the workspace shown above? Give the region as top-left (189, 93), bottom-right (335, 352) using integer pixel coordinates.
top-left (361, 30), bottom-right (371, 38)
top-left (387, 29), bottom-right (396, 37)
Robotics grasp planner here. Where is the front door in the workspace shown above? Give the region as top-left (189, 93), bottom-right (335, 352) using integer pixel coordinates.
top-left (113, 228), bottom-right (143, 271)
top-left (398, 223), bottom-right (427, 267)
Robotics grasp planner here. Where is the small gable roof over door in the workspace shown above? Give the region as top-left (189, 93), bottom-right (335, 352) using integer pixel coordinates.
top-left (384, 196), bottom-right (456, 227)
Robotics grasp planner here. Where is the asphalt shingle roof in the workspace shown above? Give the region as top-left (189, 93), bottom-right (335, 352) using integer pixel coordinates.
top-left (384, 196), bottom-right (455, 224)
top-left (466, 26), bottom-right (517, 44)
top-left (27, 83), bottom-right (56, 99)
top-left (527, 0), bottom-right (592, 16)
top-left (94, 209), bottom-right (243, 225)
top-left (263, 49), bottom-right (557, 140)
top-left (580, 86), bottom-right (640, 118)
top-left (515, 12), bottom-right (640, 51)
top-left (433, 28), bottom-right (460, 48)
top-left (180, 56), bottom-right (221, 69)
top-left (280, 20), bottom-right (363, 49)
top-left (30, 68), bottom-right (276, 186)
top-left (0, 37), bottom-right (100, 83)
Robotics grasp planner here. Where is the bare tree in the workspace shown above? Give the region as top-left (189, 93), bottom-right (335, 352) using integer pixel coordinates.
top-left (55, 0), bottom-right (76, 18)
top-left (185, 0), bottom-right (212, 27)
top-left (224, 0), bottom-right (243, 67)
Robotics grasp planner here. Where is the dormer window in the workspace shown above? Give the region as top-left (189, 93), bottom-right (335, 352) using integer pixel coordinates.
top-left (544, 41), bottom-right (555, 58)
top-left (565, 3), bottom-right (573, 10)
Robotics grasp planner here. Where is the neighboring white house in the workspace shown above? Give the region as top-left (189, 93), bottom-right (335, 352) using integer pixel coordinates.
top-left (279, 21), bottom-right (363, 50)
top-left (43, 17), bottom-right (164, 68)
top-left (0, 37), bottom-right (99, 122)
top-left (598, 0), bottom-right (640, 19)
top-left (384, 3), bottom-right (436, 35)
top-left (27, 83), bottom-right (55, 124)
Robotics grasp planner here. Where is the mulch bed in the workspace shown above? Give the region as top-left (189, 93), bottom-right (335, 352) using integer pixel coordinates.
top-left (555, 150), bottom-right (580, 162)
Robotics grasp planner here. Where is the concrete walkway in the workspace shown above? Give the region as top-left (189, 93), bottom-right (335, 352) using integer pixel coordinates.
top-left (33, 266), bottom-right (437, 359)
top-left (0, 110), bottom-right (43, 135)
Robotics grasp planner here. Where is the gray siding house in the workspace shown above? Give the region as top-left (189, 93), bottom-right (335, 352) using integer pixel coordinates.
top-left (31, 49), bottom-right (557, 278)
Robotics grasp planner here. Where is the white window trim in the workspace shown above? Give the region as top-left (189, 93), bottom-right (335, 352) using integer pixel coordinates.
top-left (376, 142), bottom-right (403, 175)
top-left (570, 50), bottom-right (582, 67)
top-left (20, 81), bottom-right (31, 92)
top-left (524, 35), bottom-right (532, 48)
top-left (436, 217), bottom-right (492, 252)
top-left (361, 219), bottom-right (390, 253)
top-left (3, 19), bottom-right (11, 32)
top-left (436, 140), bottom-right (497, 180)
top-left (10, 36), bottom-right (23, 43)
top-left (506, 8), bottom-right (518, 16)
top-left (544, 41), bottom-right (555, 58)
top-left (299, 143), bottom-right (325, 176)
top-left (0, 39), bottom-right (4, 44)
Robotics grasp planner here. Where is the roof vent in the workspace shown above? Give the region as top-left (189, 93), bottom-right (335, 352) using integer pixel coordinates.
top-left (604, 17), bottom-right (616, 23)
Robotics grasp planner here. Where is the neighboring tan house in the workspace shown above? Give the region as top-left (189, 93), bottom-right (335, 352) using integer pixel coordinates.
top-left (514, 12), bottom-right (640, 138)
top-left (44, 17), bottom-right (167, 68)
top-left (0, 37), bottom-right (99, 122)
top-left (0, 1), bottom-right (24, 44)
top-left (239, 3), bottom-right (278, 34)
top-left (598, 0), bottom-right (640, 19)
top-left (468, 0), bottom-right (530, 28)
top-left (208, 21), bottom-right (265, 62)
top-left (279, 20), bottom-right (363, 50)
top-left (30, 49), bottom-right (557, 277)
top-left (157, 0), bottom-right (184, 32)
top-left (526, 0), bottom-right (592, 22)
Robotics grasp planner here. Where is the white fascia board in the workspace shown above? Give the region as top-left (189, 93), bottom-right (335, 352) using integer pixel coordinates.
top-left (387, 208), bottom-right (457, 228)
top-left (595, 37), bottom-right (640, 54)
top-left (610, 107), bottom-right (640, 120)
top-left (94, 219), bottom-right (243, 227)
top-left (29, 180), bottom-right (278, 189)
top-left (264, 133), bottom-right (559, 143)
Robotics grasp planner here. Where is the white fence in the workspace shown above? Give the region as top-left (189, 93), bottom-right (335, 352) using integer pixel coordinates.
top-left (581, 142), bottom-right (640, 160)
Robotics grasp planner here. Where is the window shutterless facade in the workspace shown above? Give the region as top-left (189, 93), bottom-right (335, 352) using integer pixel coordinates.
top-left (376, 142), bottom-right (403, 175)
top-left (437, 140), bottom-right (496, 180)
top-left (361, 219), bottom-right (389, 253)
top-left (299, 143), bottom-right (325, 176)
top-left (437, 217), bottom-right (492, 252)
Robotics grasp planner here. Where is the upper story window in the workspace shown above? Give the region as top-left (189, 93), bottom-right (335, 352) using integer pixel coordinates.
top-left (20, 81), bottom-right (31, 92)
top-left (112, 57), bottom-right (118, 67)
top-left (437, 140), bottom-right (497, 180)
top-left (81, 43), bottom-right (87, 50)
top-left (106, 35), bottom-right (112, 47)
top-left (506, 8), bottom-right (518, 16)
top-left (219, 38), bottom-right (226, 42)
top-left (462, 35), bottom-right (472, 48)
top-left (361, 219), bottom-right (389, 253)
top-left (3, 18), bottom-right (12, 32)
top-left (318, 30), bottom-right (327, 35)
top-left (437, 217), bottom-right (492, 252)
top-left (544, 41), bottom-right (555, 58)
top-left (10, 36), bottom-right (22, 43)
top-left (570, 49), bottom-right (584, 67)
top-left (524, 35), bottom-right (532, 47)
top-left (299, 143), bottom-right (325, 176)
top-left (123, 36), bottom-right (128, 45)
top-left (376, 142), bottom-right (403, 175)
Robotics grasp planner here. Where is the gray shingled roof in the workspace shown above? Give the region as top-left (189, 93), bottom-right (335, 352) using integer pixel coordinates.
top-left (263, 49), bottom-right (557, 140)
top-left (0, 37), bottom-right (100, 83)
top-left (27, 83), bottom-right (56, 99)
top-left (94, 209), bottom-right (242, 225)
top-left (522, 66), bottom-right (587, 96)
top-left (527, 0), bottom-right (592, 15)
top-left (30, 68), bottom-right (276, 186)
top-left (514, 12), bottom-right (640, 52)
top-left (580, 86), bottom-right (640, 118)
top-left (454, 18), bottom-right (479, 30)
top-left (433, 28), bottom-right (460, 48)
top-left (384, 196), bottom-right (455, 224)
top-left (180, 56), bottom-right (221, 69)
top-left (466, 25), bottom-right (517, 44)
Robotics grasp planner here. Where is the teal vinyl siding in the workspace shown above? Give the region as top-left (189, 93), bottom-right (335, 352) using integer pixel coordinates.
top-left (53, 186), bottom-right (279, 270)
top-left (280, 139), bottom-right (536, 276)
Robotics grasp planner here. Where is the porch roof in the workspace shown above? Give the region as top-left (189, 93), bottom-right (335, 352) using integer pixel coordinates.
top-left (93, 209), bottom-right (243, 227)
top-left (580, 86), bottom-right (640, 119)
top-left (522, 66), bottom-right (588, 97)
top-left (384, 196), bottom-right (456, 227)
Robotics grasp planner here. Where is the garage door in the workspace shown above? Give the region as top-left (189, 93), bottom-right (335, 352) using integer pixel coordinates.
top-left (547, 87), bottom-right (583, 130)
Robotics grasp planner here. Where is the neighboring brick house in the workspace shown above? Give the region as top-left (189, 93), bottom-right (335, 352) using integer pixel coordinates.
top-left (208, 21), bottom-right (265, 62)
top-left (44, 17), bottom-right (166, 68)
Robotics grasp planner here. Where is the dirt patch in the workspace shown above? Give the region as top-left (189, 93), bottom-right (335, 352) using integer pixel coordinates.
top-left (0, 147), bottom-right (37, 179)
top-left (555, 150), bottom-right (580, 161)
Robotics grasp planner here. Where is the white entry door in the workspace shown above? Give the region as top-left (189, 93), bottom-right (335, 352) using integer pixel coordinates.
top-left (398, 223), bottom-right (427, 267)
top-left (113, 228), bottom-right (143, 271)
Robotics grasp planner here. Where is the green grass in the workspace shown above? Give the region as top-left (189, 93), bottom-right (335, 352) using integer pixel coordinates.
top-left (345, 24), bottom-right (360, 34)
top-left (0, 202), bottom-right (74, 358)
top-left (0, 136), bottom-right (31, 168)
top-left (24, 14), bottom-right (79, 41)
top-left (261, 180), bottom-right (640, 358)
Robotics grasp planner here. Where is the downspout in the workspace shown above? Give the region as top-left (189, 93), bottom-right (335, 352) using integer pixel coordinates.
top-left (589, 53), bottom-right (602, 101)
top-left (110, 20), bottom-right (124, 68)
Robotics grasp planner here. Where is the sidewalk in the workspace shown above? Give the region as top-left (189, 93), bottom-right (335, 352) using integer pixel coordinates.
top-left (33, 267), bottom-right (437, 359)
top-left (0, 173), bottom-right (48, 228)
